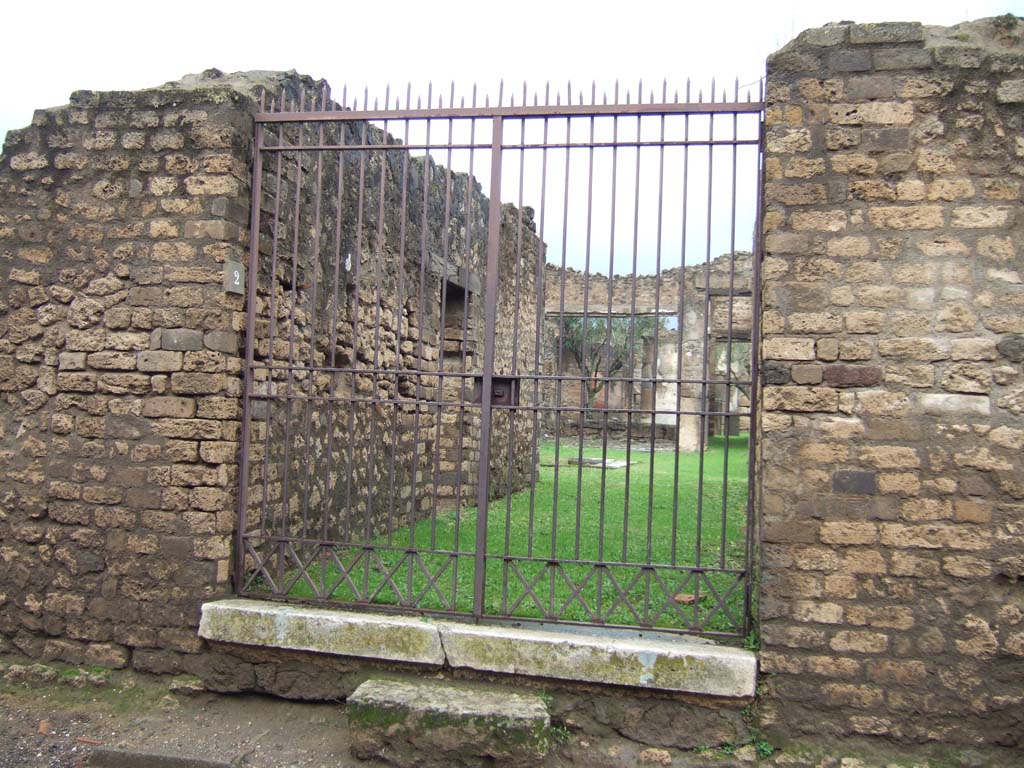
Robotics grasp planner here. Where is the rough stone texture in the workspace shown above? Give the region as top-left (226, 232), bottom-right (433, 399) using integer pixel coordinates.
top-left (761, 16), bottom-right (1024, 748)
top-left (347, 678), bottom-right (550, 768)
top-left (0, 68), bottom-right (299, 675)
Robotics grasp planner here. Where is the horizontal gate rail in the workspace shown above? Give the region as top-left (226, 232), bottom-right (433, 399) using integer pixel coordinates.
top-left (236, 78), bottom-right (763, 639)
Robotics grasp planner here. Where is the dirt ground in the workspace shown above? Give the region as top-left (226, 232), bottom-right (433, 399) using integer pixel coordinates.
top-left (0, 668), bottom-right (354, 768)
top-left (1, 657), bottom-right (1019, 768)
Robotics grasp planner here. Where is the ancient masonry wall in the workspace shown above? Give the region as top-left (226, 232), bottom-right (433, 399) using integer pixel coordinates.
top-left (0, 69), bottom-right (540, 675)
top-left (759, 17), bottom-right (1023, 746)
top-left (0, 70), bottom-right (287, 670)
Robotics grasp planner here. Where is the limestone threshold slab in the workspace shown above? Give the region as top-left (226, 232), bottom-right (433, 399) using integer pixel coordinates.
top-left (199, 598), bottom-right (757, 698)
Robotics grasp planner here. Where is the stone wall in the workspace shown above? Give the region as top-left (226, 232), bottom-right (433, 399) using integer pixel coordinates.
top-left (0, 69), bottom-right (541, 669)
top-left (0, 69), bottom-right (298, 668)
top-left (759, 17), bottom-right (1023, 747)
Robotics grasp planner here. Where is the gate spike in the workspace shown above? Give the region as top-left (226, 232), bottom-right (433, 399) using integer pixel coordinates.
top-left (384, 84), bottom-right (390, 111)
top-left (591, 81), bottom-right (596, 105)
top-left (662, 79), bottom-right (668, 102)
top-left (544, 81), bottom-right (550, 106)
top-left (342, 85), bottom-right (348, 110)
top-left (614, 80), bottom-right (620, 102)
top-left (685, 78), bottom-right (691, 102)
top-left (498, 79), bottom-right (504, 106)
top-left (638, 79), bottom-right (643, 104)
top-left (522, 81), bottom-right (528, 107)
top-left (406, 83), bottom-right (412, 111)
top-left (734, 77), bottom-right (740, 101)
top-left (472, 82), bottom-right (478, 108)
top-left (450, 81), bottom-right (456, 109)
top-left (373, 96), bottom-right (379, 110)
top-left (710, 77), bottom-right (716, 103)
top-left (427, 81), bottom-right (433, 111)
top-left (673, 89), bottom-right (679, 103)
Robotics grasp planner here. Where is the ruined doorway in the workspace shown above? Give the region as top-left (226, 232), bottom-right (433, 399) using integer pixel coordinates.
top-left (235, 82), bottom-right (763, 638)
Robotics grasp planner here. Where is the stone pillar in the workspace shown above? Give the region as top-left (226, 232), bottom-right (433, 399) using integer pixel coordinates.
top-left (759, 17), bottom-right (1023, 745)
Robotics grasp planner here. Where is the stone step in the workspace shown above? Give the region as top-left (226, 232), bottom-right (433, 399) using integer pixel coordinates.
top-left (348, 678), bottom-right (551, 768)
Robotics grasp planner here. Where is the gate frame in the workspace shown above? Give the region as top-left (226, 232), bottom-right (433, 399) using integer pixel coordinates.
top-left (235, 85), bottom-right (766, 639)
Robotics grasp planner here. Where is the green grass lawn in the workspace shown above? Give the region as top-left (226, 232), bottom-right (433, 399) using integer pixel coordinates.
top-left (254, 434), bottom-right (751, 635)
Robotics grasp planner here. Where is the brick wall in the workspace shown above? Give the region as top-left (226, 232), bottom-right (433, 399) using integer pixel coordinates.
top-left (759, 17), bottom-right (1023, 745)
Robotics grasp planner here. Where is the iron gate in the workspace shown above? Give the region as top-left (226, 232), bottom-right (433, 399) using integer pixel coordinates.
top-left (236, 80), bottom-right (763, 638)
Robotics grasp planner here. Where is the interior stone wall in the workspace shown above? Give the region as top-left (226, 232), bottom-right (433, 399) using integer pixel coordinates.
top-left (759, 16), bottom-right (1023, 747)
top-left (541, 255), bottom-right (753, 450)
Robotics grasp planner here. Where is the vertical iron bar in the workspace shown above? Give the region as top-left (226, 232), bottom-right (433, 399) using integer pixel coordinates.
top-left (236, 114), bottom-right (264, 593)
top-left (300, 92), bottom-right (327, 554)
top-left (744, 107), bottom-right (766, 637)
top-left (386, 119), bottom-right (412, 549)
top-left (646, 106), bottom-right (668, 566)
top-left (526, 115), bottom-right (550, 561)
top-left (573, 114), bottom-right (597, 561)
top-left (694, 110), bottom-right (716, 627)
top-left (550, 114), bottom-right (573, 616)
top-left (721, 104), bottom-right (740, 571)
top-left (472, 115), bottom-right (504, 618)
top-left (621, 113), bottom-right (643, 564)
top-left (671, 101), bottom-right (691, 570)
top-left (322, 121), bottom-right (348, 585)
top-left (279, 91), bottom-right (306, 591)
top-left (408, 101), bottom-right (434, 555)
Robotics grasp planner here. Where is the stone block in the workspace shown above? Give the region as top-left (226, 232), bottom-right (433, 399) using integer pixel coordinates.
top-left (142, 396), bottom-right (196, 418)
top-left (919, 393), bottom-right (990, 417)
top-left (996, 79), bottom-right (1024, 104)
top-left (348, 680), bottom-right (550, 768)
top-left (823, 364), bottom-right (882, 387)
top-left (791, 364), bottom-right (823, 385)
top-left (829, 102), bottom-right (915, 126)
top-left (832, 470), bottom-right (877, 495)
top-left (171, 372), bottom-right (226, 394)
top-left (137, 350), bottom-right (183, 372)
top-left (438, 621), bottom-right (757, 697)
top-left (204, 330), bottom-right (239, 354)
top-left (200, 600), bottom-right (445, 664)
top-left (154, 327), bottom-right (205, 351)
top-left (873, 48), bottom-right (934, 70)
top-left (763, 386), bottom-right (839, 413)
top-left (763, 337), bottom-right (816, 360)
top-left (849, 22), bottom-right (924, 44)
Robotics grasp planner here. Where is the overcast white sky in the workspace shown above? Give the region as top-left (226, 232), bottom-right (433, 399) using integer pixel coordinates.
top-left (1, 0), bottom-right (1018, 144)
top-left (1, 1), bottom-right (1018, 273)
